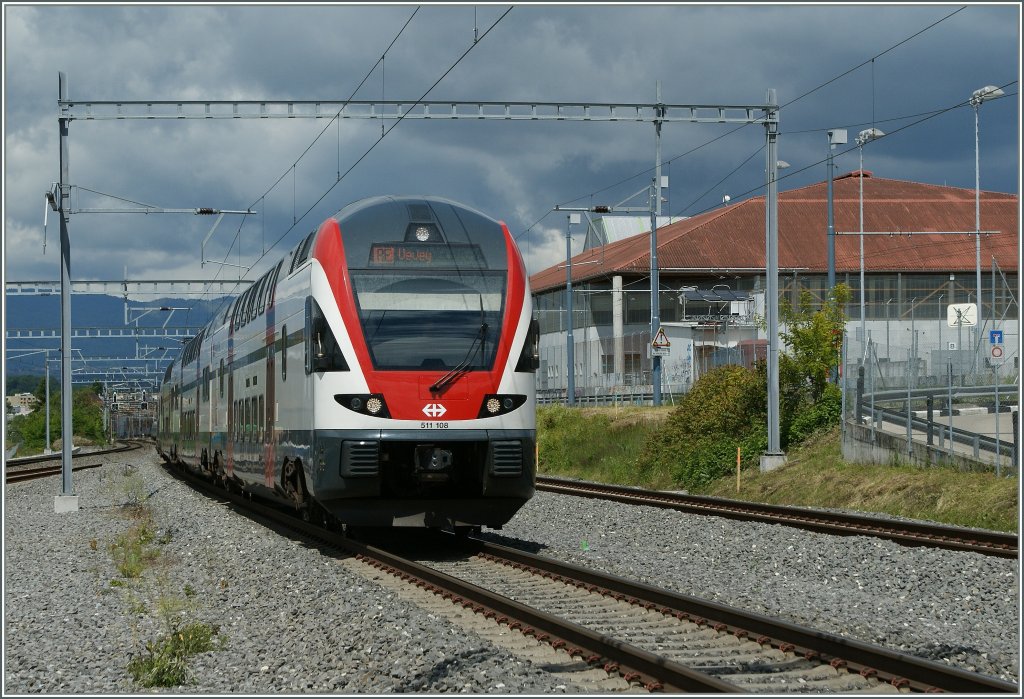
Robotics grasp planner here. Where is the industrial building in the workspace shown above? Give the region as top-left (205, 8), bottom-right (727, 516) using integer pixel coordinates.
top-left (529, 172), bottom-right (1019, 402)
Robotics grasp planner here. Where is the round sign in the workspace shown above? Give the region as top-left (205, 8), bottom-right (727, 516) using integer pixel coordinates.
top-left (991, 345), bottom-right (1003, 358)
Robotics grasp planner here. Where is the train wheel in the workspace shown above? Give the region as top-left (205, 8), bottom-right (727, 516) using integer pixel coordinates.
top-left (453, 526), bottom-right (481, 539)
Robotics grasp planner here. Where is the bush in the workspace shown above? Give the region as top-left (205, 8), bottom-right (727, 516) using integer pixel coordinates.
top-left (635, 365), bottom-right (767, 491)
top-left (787, 383), bottom-right (842, 445)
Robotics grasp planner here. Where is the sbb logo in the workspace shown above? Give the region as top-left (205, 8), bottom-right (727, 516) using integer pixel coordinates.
top-left (422, 403), bottom-right (447, 418)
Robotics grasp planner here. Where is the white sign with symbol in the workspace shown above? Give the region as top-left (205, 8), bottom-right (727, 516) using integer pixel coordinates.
top-left (652, 327), bottom-right (671, 348)
top-left (990, 344), bottom-right (1005, 364)
top-left (651, 327), bottom-right (671, 357)
top-left (947, 303), bottom-right (977, 327)
top-left (422, 403), bottom-right (447, 418)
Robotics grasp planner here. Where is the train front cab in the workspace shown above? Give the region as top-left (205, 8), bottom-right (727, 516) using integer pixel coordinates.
top-left (299, 196), bottom-right (539, 531)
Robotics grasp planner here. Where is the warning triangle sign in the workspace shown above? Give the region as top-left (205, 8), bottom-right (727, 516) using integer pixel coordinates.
top-left (652, 327), bottom-right (670, 348)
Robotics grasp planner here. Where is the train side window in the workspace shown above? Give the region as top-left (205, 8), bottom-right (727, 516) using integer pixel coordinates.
top-left (305, 296), bottom-right (350, 373)
top-left (281, 325), bottom-right (288, 381)
top-left (257, 273), bottom-right (270, 316)
top-left (289, 230), bottom-right (316, 274)
top-left (258, 395), bottom-right (264, 443)
top-left (256, 274), bottom-right (268, 317)
top-left (219, 359), bottom-right (225, 398)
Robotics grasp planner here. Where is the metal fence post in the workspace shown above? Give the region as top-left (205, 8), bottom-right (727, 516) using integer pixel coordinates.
top-left (926, 395), bottom-right (934, 446)
top-left (1013, 410), bottom-right (1019, 473)
top-left (947, 362), bottom-right (954, 458)
top-left (856, 364), bottom-right (865, 423)
top-left (905, 347), bottom-right (913, 458)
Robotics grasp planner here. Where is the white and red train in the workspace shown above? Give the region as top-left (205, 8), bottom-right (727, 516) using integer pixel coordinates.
top-left (156, 196), bottom-right (538, 532)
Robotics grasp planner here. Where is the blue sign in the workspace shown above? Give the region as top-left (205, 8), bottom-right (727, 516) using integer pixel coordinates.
top-left (990, 330), bottom-right (1003, 344)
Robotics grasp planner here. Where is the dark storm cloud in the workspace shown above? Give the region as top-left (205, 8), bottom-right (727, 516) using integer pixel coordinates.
top-left (3, 3), bottom-right (1020, 286)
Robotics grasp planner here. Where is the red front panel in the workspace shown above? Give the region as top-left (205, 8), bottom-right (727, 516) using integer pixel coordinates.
top-left (312, 218), bottom-right (525, 421)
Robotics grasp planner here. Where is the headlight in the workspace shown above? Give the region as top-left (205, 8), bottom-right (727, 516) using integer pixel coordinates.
top-left (477, 394), bottom-right (527, 418)
top-left (335, 394), bottom-right (390, 418)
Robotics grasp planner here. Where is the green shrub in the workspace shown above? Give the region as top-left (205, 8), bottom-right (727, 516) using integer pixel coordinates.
top-left (634, 365), bottom-right (768, 490)
top-left (787, 383), bottom-right (842, 445)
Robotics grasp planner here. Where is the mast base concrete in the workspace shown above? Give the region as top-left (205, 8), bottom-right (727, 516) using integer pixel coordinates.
top-left (759, 452), bottom-right (787, 473)
top-left (54, 495), bottom-right (79, 513)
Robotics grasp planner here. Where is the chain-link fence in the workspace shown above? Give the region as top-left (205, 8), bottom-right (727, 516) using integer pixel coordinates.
top-left (840, 322), bottom-right (1019, 475)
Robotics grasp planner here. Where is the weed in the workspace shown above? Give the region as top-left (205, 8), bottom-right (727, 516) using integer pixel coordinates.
top-left (183, 584), bottom-right (196, 598)
top-left (127, 622), bottom-right (223, 687)
top-left (89, 538), bottom-right (98, 551)
top-left (109, 517), bottom-right (160, 579)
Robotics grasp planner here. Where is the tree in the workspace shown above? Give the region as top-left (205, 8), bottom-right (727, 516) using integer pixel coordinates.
top-left (778, 284), bottom-right (850, 402)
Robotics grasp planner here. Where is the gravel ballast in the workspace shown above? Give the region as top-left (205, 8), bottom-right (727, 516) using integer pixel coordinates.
top-left (4, 449), bottom-right (1019, 693)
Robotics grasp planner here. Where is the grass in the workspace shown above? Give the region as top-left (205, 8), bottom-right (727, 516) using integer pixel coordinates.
top-left (99, 467), bottom-right (227, 687)
top-left (127, 621), bottom-right (223, 687)
top-left (109, 516), bottom-right (160, 579)
top-left (537, 405), bottom-right (676, 488)
top-left (703, 426), bottom-right (1019, 533)
top-left (537, 406), bottom-right (1018, 533)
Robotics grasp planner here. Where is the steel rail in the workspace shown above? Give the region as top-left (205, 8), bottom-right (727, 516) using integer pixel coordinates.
top-left (5, 462), bottom-right (104, 484)
top-left (536, 476), bottom-right (1018, 558)
top-left (162, 463), bottom-right (738, 693)
top-left (464, 539), bottom-right (1018, 694)
top-left (5, 442), bottom-right (141, 484)
top-left (5, 441), bottom-right (137, 468)
top-left (164, 463), bottom-right (1016, 693)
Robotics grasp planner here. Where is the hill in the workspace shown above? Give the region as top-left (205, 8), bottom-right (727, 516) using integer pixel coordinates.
top-left (5, 293), bottom-right (231, 375)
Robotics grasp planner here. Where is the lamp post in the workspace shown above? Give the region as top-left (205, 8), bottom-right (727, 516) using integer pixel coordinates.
top-left (565, 213), bottom-right (580, 406)
top-left (970, 85), bottom-right (1003, 372)
top-left (885, 298), bottom-right (893, 359)
top-left (856, 127), bottom-right (884, 354)
top-left (826, 130), bottom-right (847, 292)
top-left (44, 354), bottom-right (52, 453)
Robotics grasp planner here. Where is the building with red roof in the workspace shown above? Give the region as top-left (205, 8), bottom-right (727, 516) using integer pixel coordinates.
top-left (529, 172), bottom-right (1019, 399)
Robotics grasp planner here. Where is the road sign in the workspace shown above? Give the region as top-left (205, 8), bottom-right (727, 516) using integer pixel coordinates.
top-left (990, 344), bottom-right (1005, 363)
top-left (652, 327), bottom-right (670, 348)
top-left (990, 329), bottom-right (1003, 344)
top-left (651, 346), bottom-right (670, 357)
top-left (947, 303), bottom-right (977, 327)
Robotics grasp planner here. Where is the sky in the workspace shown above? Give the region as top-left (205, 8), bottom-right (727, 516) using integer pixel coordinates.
top-left (3, 3), bottom-right (1021, 298)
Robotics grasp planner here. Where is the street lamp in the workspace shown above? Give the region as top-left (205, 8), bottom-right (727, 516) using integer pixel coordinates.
top-left (885, 298), bottom-right (893, 358)
top-left (856, 127), bottom-right (885, 352)
top-left (565, 213), bottom-right (580, 406)
top-left (970, 85), bottom-right (1003, 369)
top-left (826, 129), bottom-right (847, 291)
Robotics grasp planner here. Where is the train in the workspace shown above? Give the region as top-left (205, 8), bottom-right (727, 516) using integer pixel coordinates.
top-left (156, 195), bottom-right (538, 533)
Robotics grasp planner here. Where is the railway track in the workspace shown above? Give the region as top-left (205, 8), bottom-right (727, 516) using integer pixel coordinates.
top-left (5, 442), bottom-right (142, 484)
top-left (163, 462), bottom-right (1017, 694)
top-left (537, 476), bottom-right (1018, 559)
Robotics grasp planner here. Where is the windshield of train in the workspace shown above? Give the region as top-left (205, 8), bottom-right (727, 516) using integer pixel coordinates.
top-left (338, 198), bottom-right (508, 371)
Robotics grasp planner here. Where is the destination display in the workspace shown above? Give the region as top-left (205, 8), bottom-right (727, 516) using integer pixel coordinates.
top-left (368, 242), bottom-right (486, 268)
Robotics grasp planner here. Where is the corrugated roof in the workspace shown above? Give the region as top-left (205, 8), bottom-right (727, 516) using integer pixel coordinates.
top-left (530, 173), bottom-right (1019, 294)
top-left (583, 215), bottom-right (687, 249)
